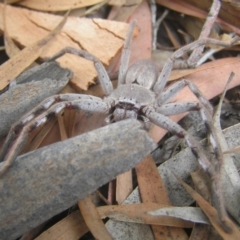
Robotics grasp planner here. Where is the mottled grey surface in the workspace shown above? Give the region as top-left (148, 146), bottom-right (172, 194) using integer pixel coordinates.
top-left (0, 119), bottom-right (156, 240)
top-left (0, 61), bottom-right (72, 138)
top-left (106, 123), bottom-right (240, 239)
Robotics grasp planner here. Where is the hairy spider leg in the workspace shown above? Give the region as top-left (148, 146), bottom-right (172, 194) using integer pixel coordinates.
top-left (118, 21), bottom-right (136, 86)
top-left (188, 0), bottom-right (222, 67)
top-left (153, 37), bottom-right (239, 96)
top-left (48, 48), bottom-right (114, 96)
top-left (0, 94), bottom-right (98, 162)
top-left (0, 96), bottom-right (109, 175)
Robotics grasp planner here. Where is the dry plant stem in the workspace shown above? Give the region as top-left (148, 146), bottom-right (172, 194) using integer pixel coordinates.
top-left (116, 170), bottom-right (132, 204)
top-left (188, 73), bottom-right (236, 232)
top-left (107, 181), bottom-right (115, 204)
top-left (176, 176), bottom-right (240, 239)
top-left (195, 48), bottom-right (217, 67)
top-left (96, 190), bottom-right (111, 205)
top-left (209, 72), bottom-right (236, 232)
top-left (19, 222), bottom-right (48, 240)
top-left (80, 0), bottom-right (110, 17)
top-left (78, 195), bottom-right (113, 240)
top-left (57, 115), bottom-right (68, 140)
top-left (135, 155), bottom-right (188, 239)
top-left (185, 73), bottom-right (235, 233)
top-left (152, 9), bottom-right (169, 51)
top-left (201, 109), bottom-right (231, 232)
top-left (188, 0), bottom-right (221, 67)
top-left (211, 70), bottom-right (240, 228)
top-left (190, 171), bottom-right (212, 239)
top-left (213, 72), bottom-right (236, 151)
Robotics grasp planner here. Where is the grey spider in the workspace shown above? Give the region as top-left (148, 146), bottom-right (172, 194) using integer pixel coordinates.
top-left (0, 7), bottom-right (238, 175)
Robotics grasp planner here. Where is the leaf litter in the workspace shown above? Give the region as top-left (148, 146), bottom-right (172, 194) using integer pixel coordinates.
top-left (1, 0), bottom-right (240, 239)
top-left (0, 3), bottom-right (129, 91)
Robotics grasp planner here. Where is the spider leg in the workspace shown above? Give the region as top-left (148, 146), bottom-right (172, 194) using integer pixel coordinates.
top-left (153, 37), bottom-right (239, 95)
top-left (143, 107), bottom-right (215, 175)
top-left (209, 73), bottom-right (240, 229)
top-left (47, 48), bottom-right (113, 96)
top-left (0, 97), bottom-right (110, 176)
top-left (199, 73), bottom-right (240, 232)
top-left (118, 21), bottom-right (136, 86)
top-left (0, 94), bottom-right (99, 162)
top-left (156, 80), bottom-right (187, 104)
top-left (151, 74), bottom-right (236, 231)
top-left (212, 72), bottom-right (235, 151)
top-left (188, 0), bottom-right (221, 67)
top-left (156, 102), bottom-right (200, 115)
top-left (154, 78), bottom-right (218, 161)
top-left (156, 79), bottom-right (213, 115)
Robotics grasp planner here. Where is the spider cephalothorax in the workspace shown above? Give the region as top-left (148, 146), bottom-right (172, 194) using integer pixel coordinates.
top-left (106, 77), bottom-right (156, 123)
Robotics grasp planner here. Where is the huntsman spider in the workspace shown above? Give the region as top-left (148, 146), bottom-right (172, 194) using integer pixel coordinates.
top-left (0, 0), bottom-right (238, 177)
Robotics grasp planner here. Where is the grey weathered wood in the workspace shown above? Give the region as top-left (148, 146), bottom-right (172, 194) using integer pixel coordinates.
top-left (0, 119), bottom-right (156, 240)
top-left (106, 123), bottom-right (240, 239)
top-left (0, 62), bottom-right (72, 138)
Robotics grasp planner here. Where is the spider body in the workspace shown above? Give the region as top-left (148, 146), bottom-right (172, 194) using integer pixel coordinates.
top-left (107, 77), bottom-right (156, 123)
top-left (125, 60), bottom-right (158, 89)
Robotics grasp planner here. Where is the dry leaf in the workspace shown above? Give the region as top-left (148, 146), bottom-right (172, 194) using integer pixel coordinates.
top-left (190, 171), bottom-right (213, 240)
top-left (3, 3), bottom-right (20, 57)
top-left (156, 0), bottom-right (240, 34)
top-left (0, 4), bottom-right (129, 90)
top-left (191, 171), bottom-right (211, 202)
top-left (98, 203), bottom-right (193, 228)
top-left (18, 0), bottom-right (105, 11)
top-left (149, 57), bottom-right (240, 143)
top-left (36, 211), bottom-right (89, 240)
top-left (157, 122), bottom-right (240, 206)
top-left (148, 206), bottom-right (209, 224)
top-left (0, 5), bottom-right (68, 90)
top-left (224, 145), bottom-right (240, 154)
top-left (135, 155), bottom-right (188, 239)
top-left (169, 57), bottom-right (240, 81)
top-left (176, 176), bottom-right (240, 240)
top-left (116, 170), bottom-right (133, 204)
top-left (78, 195), bottom-right (112, 240)
top-left (109, 0), bottom-right (141, 22)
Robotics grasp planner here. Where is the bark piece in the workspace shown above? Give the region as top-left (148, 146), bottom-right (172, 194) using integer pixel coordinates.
top-left (0, 119), bottom-right (156, 240)
top-left (0, 62), bottom-right (72, 138)
top-left (0, 4), bottom-right (129, 90)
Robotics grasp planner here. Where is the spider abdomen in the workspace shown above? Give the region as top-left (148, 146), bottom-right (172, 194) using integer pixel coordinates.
top-left (125, 60), bottom-right (158, 89)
